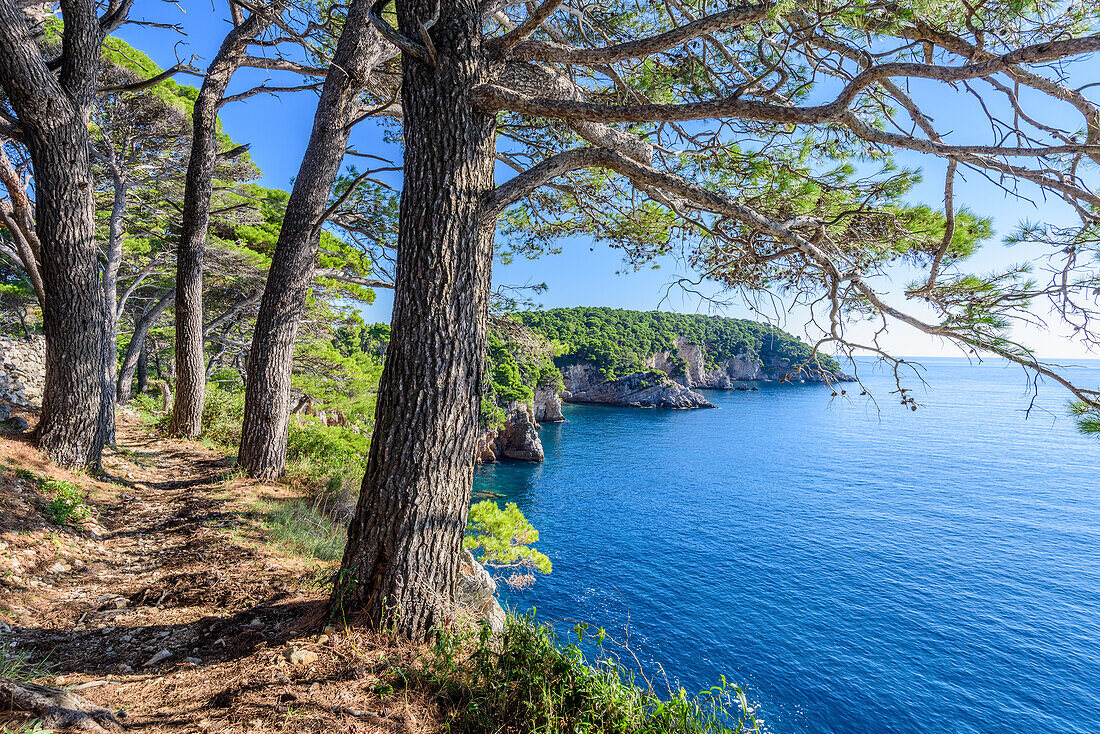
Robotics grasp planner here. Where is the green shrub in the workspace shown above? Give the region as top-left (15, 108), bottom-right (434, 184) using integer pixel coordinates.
top-left (286, 422), bottom-right (370, 490)
top-left (129, 391), bottom-right (161, 421)
top-left (40, 478), bottom-right (90, 525)
top-left (201, 385), bottom-right (246, 448)
top-left (424, 615), bottom-right (753, 734)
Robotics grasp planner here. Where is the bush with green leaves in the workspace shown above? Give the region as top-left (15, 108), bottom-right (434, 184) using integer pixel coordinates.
top-left (39, 478), bottom-right (90, 525)
top-left (200, 385), bottom-right (246, 448)
top-left (464, 500), bottom-right (551, 574)
top-left (423, 615), bottom-right (752, 734)
top-left (286, 422), bottom-right (371, 491)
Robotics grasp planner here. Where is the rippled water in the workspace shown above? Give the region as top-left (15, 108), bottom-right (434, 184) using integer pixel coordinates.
top-left (473, 358), bottom-right (1100, 734)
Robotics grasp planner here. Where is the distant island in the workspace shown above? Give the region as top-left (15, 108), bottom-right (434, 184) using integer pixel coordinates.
top-left (477, 307), bottom-right (851, 463)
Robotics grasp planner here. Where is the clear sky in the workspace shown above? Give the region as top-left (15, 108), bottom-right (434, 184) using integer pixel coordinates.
top-left (116, 4), bottom-right (1098, 360)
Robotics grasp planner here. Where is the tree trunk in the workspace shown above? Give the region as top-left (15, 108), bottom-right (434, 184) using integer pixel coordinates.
top-left (100, 174), bottom-right (127, 444)
top-left (0, 0), bottom-right (105, 469)
top-left (169, 11), bottom-right (270, 437)
top-left (117, 289), bottom-right (173, 403)
top-left (0, 143), bottom-right (45, 306)
top-left (136, 341), bottom-right (148, 395)
top-left (330, 0), bottom-right (496, 640)
top-left (238, 0), bottom-right (386, 479)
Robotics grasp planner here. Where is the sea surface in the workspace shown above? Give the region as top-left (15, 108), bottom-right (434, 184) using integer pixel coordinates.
top-left (472, 357), bottom-right (1100, 734)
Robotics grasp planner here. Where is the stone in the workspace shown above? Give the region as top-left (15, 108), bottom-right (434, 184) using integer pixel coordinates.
top-left (143, 648), bottom-right (172, 667)
top-left (533, 386), bottom-right (565, 423)
top-left (283, 646), bottom-right (318, 666)
top-left (475, 402), bottom-right (545, 464)
top-left (455, 548), bottom-right (505, 633)
top-left (0, 416), bottom-right (28, 433)
top-left (0, 336), bottom-right (45, 406)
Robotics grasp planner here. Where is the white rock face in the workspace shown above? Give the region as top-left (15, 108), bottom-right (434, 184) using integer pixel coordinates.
top-left (0, 336), bottom-right (45, 407)
top-left (533, 386), bottom-right (565, 423)
top-left (475, 401), bottom-right (546, 464)
top-left (651, 336), bottom-right (847, 387)
top-left (455, 548), bottom-right (505, 632)
top-left (560, 363), bottom-right (715, 409)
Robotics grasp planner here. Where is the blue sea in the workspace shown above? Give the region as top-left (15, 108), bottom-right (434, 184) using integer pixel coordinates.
top-left (472, 358), bottom-right (1100, 734)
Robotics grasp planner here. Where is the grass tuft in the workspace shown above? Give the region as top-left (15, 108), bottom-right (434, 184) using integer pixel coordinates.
top-left (256, 497), bottom-right (347, 562)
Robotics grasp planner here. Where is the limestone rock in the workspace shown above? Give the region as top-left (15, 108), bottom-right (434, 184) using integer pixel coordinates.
top-left (533, 386), bottom-right (565, 423)
top-left (143, 649), bottom-right (172, 667)
top-left (650, 336), bottom-right (853, 387)
top-left (283, 646), bottom-right (319, 666)
top-left (560, 363), bottom-right (715, 409)
top-left (474, 402), bottom-right (545, 464)
top-left (455, 548), bottom-right (505, 633)
top-left (0, 336), bottom-right (45, 407)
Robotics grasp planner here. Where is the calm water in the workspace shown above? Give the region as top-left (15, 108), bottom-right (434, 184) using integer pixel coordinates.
top-left (472, 358), bottom-right (1100, 734)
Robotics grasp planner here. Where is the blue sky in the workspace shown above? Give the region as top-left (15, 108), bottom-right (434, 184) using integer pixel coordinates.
top-left (117, 4), bottom-right (1098, 360)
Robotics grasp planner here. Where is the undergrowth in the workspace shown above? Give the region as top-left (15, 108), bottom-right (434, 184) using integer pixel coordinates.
top-left (255, 495), bottom-right (347, 562)
top-left (0, 635), bottom-right (50, 682)
top-left (422, 616), bottom-right (755, 734)
top-left (13, 469), bottom-right (90, 525)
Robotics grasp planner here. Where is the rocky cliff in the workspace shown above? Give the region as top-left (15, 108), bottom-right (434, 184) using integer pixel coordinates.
top-left (560, 363), bottom-right (715, 409)
top-left (475, 402), bottom-right (546, 464)
top-left (649, 336), bottom-right (852, 388)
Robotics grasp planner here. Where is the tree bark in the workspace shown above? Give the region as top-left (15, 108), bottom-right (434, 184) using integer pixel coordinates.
top-left (239, 0), bottom-right (386, 479)
top-left (169, 9), bottom-right (271, 437)
top-left (100, 173), bottom-right (127, 444)
top-left (330, 0), bottom-right (496, 640)
top-left (0, 0), bottom-right (106, 468)
top-left (117, 289), bottom-right (173, 403)
top-left (136, 340), bottom-right (148, 395)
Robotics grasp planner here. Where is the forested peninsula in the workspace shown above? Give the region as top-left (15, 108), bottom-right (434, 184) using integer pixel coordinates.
top-left (470, 307), bottom-right (850, 463)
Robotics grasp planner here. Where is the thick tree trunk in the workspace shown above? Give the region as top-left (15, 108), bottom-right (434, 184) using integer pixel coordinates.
top-left (117, 289), bottom-right (173, 403)
top-left (330, 0), bottom-right (496, 640)
top-left (0, 0), bottom-right (105, 468)
top-left (169, 12), bottom-right (270, 437)
top-left (239, 0), bottom-right (386, 479)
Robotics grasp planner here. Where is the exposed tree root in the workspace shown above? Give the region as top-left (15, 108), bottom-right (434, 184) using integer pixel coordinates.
top-left (0, 677), bottom-right (122, 732)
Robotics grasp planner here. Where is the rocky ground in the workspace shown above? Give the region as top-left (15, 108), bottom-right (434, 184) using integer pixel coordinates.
top-left (0, 413), bottom-right (443, 734)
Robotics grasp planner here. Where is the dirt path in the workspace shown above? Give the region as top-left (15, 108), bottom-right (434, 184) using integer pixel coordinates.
top-left (0, 417), bottom-right (435, 733)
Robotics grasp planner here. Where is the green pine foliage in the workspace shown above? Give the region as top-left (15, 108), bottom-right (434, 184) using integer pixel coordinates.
top-left (464, 500), bottom-right (552, 574)
top-left (516, 306), bottom-right (840, 379)
top-left (1071, 402), bottom-right (1100, 436)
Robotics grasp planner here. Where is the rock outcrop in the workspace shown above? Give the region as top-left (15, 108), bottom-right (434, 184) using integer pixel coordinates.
top-left (455, 548), bottom-right (505, 632)
top-left (0, 336), bottom-right (45, 407)
top-left (533, 386), bottom-right (565, 423)
top-left (475, 402), bottom-right (546, 463)
top-left (560, 363), bottom-right (715, 409)
top-left (649, 336), bottom-right (852, 387)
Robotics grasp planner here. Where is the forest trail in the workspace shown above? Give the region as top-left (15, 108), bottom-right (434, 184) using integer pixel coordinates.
top-left (0, 415), bottom-right (436, 733)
